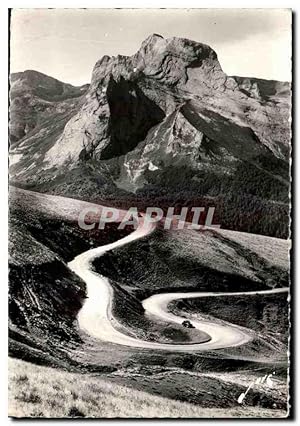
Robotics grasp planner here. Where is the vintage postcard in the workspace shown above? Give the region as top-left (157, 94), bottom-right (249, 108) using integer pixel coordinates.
top-left (8, 8), bottom-right (291, 418)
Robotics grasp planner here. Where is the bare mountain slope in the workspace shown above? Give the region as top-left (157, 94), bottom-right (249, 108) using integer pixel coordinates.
top-left (8, 187), bottom-right (132, 365)
top-left (9, 70), bottom-right (89, 165)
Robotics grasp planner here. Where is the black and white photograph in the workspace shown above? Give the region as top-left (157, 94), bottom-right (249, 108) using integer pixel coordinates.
top-left (7, 7), bottom-right (292, 419)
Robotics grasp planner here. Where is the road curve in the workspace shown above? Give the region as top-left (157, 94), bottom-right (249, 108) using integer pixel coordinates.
top-left (143, 288), bottom-right (289, 333)
top-left (68, 219), bottom-right (288, 352)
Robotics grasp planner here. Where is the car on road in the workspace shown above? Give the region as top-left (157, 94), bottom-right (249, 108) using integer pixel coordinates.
top-left (182, 320), bottom-right (195, 329)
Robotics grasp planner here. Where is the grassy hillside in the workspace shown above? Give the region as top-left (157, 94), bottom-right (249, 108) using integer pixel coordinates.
top-left (8, 187), bottom-right (132, 365)
top-left (9, 358), bottom-right (288, 418)
top-left (92, 225), bottom-right (289, 358)
top-left (93, 225), bottom-right (289, 295)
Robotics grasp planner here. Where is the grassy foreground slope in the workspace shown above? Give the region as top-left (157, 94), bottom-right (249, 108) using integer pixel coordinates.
top-left (9, 358), bottom-right (287, 418)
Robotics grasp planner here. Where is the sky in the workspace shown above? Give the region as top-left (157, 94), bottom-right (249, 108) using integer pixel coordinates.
top-left (10, 9), bottom-right (292, 86)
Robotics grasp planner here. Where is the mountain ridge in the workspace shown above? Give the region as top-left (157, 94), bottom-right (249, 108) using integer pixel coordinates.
top-left (9, 34), bottom-right (291, 238)
top-left (9, 70), bottom-right (89, 147)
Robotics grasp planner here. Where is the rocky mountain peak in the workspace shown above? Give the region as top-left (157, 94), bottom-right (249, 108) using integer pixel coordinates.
top-left (10, 35), bottom-right (290, 238)
top-left (39, 34), bottom-right (287, 172)
top-left (133, 34), bottom-right (221, 87)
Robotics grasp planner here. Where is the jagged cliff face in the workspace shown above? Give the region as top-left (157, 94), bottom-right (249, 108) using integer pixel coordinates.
top-left (9, 35), bottom-right (291, 237)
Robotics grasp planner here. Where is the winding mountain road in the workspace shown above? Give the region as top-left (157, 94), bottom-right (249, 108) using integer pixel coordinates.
top-left (68, 219), bottom-right (289, 352)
